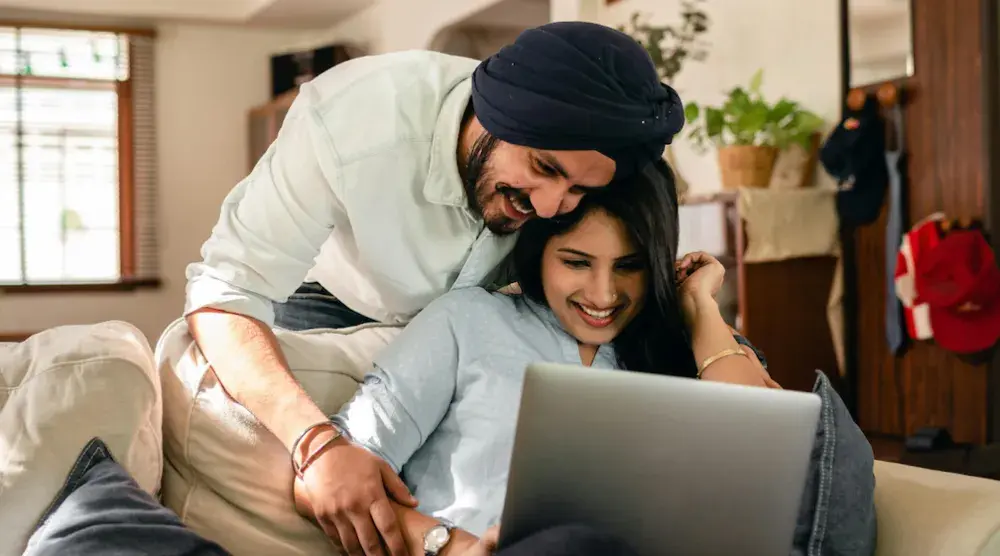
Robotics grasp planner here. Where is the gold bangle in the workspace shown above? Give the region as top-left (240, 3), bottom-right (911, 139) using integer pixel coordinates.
top-left (697, 346), bottom-right (747, 379)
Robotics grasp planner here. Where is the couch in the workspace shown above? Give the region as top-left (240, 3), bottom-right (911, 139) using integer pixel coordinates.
top-left (2, 320), bottom-right (1000, 556)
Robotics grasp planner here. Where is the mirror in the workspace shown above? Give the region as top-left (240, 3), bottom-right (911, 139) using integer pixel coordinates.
top-left (847, 0), bottom-right (914, 87)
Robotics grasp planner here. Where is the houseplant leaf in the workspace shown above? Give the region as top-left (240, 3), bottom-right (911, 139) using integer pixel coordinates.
top-left (748, 68), bottom-right (764, 95)
top-left (704, 107), bottom-right (725, 141)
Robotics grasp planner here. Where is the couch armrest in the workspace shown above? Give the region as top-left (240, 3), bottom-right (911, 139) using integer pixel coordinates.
top-left (874, 461), bottom-right (1000, 556)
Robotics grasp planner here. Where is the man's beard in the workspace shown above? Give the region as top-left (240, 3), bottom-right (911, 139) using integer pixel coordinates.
top-left (462, 132), bottom-right (531, 236)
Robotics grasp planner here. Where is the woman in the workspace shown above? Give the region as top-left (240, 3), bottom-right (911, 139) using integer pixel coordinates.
top-left (291, 160), bottom-right (875, 556)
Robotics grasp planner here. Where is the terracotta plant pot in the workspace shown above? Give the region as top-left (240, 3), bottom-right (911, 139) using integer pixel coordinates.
top-left (717, 145), bottom-right (778, 189)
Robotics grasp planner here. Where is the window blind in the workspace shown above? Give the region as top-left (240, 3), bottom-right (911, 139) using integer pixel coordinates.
top-left (0, 26), bottom-right (157, 285)
top-left (130, 35), bottom-right (158, 280)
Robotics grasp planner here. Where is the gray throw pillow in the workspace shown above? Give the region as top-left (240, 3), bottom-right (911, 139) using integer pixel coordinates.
top-left (790, 371), bottom-right (877, 556)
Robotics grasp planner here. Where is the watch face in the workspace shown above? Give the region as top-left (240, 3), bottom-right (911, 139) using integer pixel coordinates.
top-left (424, 525), bottom-right (451, 552)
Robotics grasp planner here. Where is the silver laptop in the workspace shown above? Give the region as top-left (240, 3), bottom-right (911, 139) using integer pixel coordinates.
top-left (497, 362), bottom-right (822, 556)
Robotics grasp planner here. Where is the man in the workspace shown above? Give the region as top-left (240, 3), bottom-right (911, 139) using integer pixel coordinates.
top-left (184, 21), bottom-right (682, 556)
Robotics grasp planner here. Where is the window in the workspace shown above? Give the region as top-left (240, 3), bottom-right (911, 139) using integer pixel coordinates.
top-left (0, 25), bottom-right (157, 290)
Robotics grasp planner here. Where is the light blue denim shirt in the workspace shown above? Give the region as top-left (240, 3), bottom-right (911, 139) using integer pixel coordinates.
top-left (332, 287), bottom-right (618, 535)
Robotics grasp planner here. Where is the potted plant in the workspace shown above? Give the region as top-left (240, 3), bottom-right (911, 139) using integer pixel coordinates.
top-left (684, 69), bottom-right (824, 189)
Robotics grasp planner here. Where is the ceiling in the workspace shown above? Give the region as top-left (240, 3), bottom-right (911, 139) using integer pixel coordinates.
top-left (0, 0), bottom-right (373, 28)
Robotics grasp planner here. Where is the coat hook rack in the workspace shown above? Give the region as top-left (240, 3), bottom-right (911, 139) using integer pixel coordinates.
top-left (845, 83), bottom-right (904, 111)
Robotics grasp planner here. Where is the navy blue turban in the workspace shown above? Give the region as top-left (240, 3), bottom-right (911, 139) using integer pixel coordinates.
top-left (471, 21), bottom-right (684, 182)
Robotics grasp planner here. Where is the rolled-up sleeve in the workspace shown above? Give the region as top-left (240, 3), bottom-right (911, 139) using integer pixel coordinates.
top-left (331, 296), bottom-right (462, 472)
top-left (184, 82), bottom-right (346, 325)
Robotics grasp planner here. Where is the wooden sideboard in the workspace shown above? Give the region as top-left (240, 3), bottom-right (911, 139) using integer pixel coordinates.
top-left (248, 88), bottom-right (298, 171)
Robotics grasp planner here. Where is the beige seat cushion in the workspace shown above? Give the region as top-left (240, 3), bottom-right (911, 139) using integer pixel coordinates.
top-left (873, 461), bottom-right (1000, 556)
top-left (155, 318), bottom-right (402, 556)
top-left (0, 322), bottom-right (162, 556)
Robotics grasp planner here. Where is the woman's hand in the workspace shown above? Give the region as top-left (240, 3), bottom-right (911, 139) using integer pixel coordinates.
top-left (293, 436), bottom-right (418, 556)
top-left (676, 251), bottom-right (725, 318)
top-left (454, 526), bottom-right (500, 556)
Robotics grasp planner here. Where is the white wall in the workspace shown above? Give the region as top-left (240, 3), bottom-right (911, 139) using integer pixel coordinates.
top-left (432, 26), bottom-right (524, 60)
top-left (300, 0), bottom-right (520, 54)
top-left (549, 0), bottom-right (600, 22)
top-left (599, 0), bottom-right (841, 194)
top-left (0, 23), bottom-right (308, 342)
top-left (849, 11), bottom-right (912, 87)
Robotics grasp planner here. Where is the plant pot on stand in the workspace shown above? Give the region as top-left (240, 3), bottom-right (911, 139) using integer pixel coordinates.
top-left (684, 70), bottom-right (825, 193)
top-left (718, 145), bottom-right (777, 190)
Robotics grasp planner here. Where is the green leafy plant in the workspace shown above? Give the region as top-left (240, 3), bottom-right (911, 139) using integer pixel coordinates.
top-left (683, 69), bottom-right (824, 153)
top-left (618, 0), bottom-right (710, 84)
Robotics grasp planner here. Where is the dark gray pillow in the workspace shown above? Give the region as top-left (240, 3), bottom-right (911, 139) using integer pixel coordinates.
top-left (790, 371), bottom-right (877, 556)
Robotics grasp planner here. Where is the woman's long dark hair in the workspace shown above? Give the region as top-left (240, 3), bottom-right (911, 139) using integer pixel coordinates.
top-left (512, 158), bottom-right (698, 378)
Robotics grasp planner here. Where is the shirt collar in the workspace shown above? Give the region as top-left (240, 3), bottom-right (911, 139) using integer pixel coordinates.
top-left (424, 77), bottom-right (472, 207)
top-left (519, 295), bottom-right (618, 368)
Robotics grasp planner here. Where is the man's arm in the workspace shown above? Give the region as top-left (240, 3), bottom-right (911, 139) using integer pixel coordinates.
top-left (186, 309), bottom-right (327, 450)
top-left (184, 84), bottom-right (346, 450)
top-left (291, 292), bottom-right (468, 556)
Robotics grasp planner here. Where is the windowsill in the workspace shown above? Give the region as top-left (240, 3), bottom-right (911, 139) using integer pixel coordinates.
top-left (0, 277), bottom-right (161, 294)
top-left (0, 331), bottom-right (33, 342)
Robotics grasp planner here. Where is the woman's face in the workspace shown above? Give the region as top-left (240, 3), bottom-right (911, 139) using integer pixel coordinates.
top-left (541, 208), bottom-right (648, 346)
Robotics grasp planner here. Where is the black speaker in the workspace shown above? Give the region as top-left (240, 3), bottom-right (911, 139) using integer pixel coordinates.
top-left (270, 44), bottom-right (357, 99)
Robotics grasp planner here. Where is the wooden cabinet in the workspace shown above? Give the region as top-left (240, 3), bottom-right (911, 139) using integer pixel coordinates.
top-left (248, 89), bottom-right (298, 171)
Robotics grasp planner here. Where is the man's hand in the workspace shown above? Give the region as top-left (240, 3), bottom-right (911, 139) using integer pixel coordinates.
top-left (293, 436), bottom-right (418, 556)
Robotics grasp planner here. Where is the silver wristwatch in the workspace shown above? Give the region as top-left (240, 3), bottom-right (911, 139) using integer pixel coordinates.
top-left (423, 519), bottom-right (455, 556)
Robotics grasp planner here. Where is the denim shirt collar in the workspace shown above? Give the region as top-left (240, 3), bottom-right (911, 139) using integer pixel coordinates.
top-left (519, 295), bottom-right (618, 369)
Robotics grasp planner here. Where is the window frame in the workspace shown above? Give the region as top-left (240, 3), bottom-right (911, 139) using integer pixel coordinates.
top-left (0, 21), bottom-right (159, 294)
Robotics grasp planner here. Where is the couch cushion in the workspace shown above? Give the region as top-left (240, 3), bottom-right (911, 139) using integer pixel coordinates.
top-left (873, 460), bottom-right (1000, 556)
top-left (0, 321), bottom-right (162, 555)
top-left (155, 317), bottom-right (402, 556)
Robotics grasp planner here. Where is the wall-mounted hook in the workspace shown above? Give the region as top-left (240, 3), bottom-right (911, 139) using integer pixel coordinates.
top-left (847, 88), bottom-right (867, 111)
top-left (877, 83), bottom-right (901, 108)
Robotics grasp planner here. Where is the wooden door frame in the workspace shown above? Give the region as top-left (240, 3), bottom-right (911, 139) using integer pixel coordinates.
top-left (981, 0), bottom-right (1000, 443)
